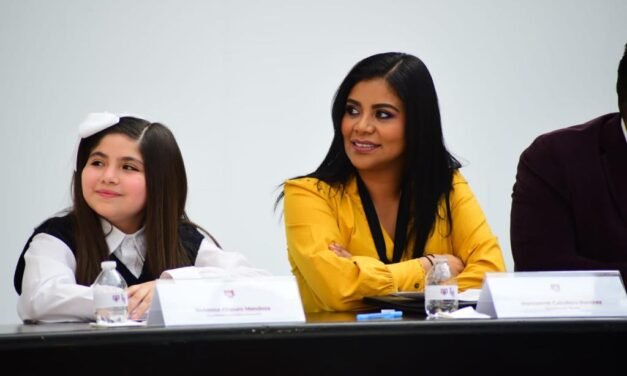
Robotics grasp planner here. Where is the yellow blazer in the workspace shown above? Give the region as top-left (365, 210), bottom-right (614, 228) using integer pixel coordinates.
top-left (283, 171), bottom-right (505, 312)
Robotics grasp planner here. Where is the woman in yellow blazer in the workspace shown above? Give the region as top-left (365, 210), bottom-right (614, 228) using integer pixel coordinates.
top-left (278, 52), bottom-right (505, 312)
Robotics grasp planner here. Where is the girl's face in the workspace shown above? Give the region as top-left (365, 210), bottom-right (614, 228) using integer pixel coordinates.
top-left (341, 78), bottom-right (406, 176)
top-left (81, 133), bottom-right (147, 234)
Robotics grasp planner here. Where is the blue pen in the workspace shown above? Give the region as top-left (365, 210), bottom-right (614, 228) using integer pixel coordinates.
top-left (356, 310), bottom-right (403, 321)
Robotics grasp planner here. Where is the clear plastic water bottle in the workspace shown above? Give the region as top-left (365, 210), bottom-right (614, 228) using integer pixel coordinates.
top-left (424, 256), bottom-right (458, 317)
top-left (93, 261), bottom-right (128, 324)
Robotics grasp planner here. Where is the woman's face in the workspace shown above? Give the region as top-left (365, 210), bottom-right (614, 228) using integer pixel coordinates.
top-left (81, 133), bottom-right (147, 234)
top-left (341, 78), bottom-right (406, 176)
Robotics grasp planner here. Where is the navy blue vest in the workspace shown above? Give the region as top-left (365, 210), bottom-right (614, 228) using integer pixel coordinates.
top-left (14, 214), bottom-right (204, 295)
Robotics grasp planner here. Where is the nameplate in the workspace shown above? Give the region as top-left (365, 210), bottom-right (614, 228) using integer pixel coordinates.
top-left (476, 271), bottom-right (627, 318)
top-left (147, 276), bottom-right (306, 326)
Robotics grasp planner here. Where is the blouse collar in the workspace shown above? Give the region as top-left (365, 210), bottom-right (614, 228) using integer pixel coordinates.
top-left (100, 218), bottom-right (146, 257)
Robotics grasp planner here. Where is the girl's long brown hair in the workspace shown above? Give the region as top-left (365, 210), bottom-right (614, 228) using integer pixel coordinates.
top-left (73, 117), bottom-right (197, 284)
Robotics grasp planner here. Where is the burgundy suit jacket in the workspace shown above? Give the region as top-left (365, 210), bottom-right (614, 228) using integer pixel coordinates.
top-left (511, 113), bottom-right (627, 282)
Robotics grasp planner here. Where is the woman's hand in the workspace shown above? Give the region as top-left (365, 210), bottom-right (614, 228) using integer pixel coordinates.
top-left (421, 254), bottom-right (465, 276)
top-left (127, 281), bottom-right (156, 321)
top-left (327, 242), bottom-right (465, 277)
top-left (328, 242), bottom-right (352, 258)
top-left (441, 254), bottom-right (464, 276)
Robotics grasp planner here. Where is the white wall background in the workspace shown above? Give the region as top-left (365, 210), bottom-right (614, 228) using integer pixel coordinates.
top-left (0, 0), bottom-right (625, 324)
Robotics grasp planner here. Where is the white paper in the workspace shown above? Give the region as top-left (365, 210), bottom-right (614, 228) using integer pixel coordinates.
top-left (434, 306), bottom-right (490, 319)
top-left (90, 320), bottom-right (147, 328)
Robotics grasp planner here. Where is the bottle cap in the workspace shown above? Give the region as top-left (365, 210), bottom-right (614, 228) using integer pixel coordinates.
top-left (101, 260), bottom-right (117, 270)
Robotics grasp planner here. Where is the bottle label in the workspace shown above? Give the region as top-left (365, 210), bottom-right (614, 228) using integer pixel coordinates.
top-left (93, 285), bottom-right (128, 308)
top-left (425, 285), bottom-right (458, 300)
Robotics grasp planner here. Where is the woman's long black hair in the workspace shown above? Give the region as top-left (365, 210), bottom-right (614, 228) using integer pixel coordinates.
top-left (278, 52), bottom-right (460, 259)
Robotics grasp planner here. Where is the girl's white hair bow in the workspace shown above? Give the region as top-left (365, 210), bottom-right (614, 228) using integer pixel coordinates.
top-left (78, 112), bottom-right (120, 138)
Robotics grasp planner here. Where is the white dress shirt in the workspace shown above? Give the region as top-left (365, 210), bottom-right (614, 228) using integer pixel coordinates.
top-left (17, 218), bottom-right (269, 323)
top-left (103, 221), bottom-right (146, 278)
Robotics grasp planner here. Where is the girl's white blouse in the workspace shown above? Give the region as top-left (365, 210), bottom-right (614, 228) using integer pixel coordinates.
top-left (17, 219), bottom-right (269, 322)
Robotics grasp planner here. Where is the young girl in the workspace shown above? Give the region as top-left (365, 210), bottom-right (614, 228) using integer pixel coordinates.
top-left (277, 53), bottom-right (506, 312)
top-left (14, 112), bottom-right (267, 322)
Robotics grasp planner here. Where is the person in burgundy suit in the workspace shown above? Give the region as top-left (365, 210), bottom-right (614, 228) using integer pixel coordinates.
top-left (511, 44), bottom-right (627, 283)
